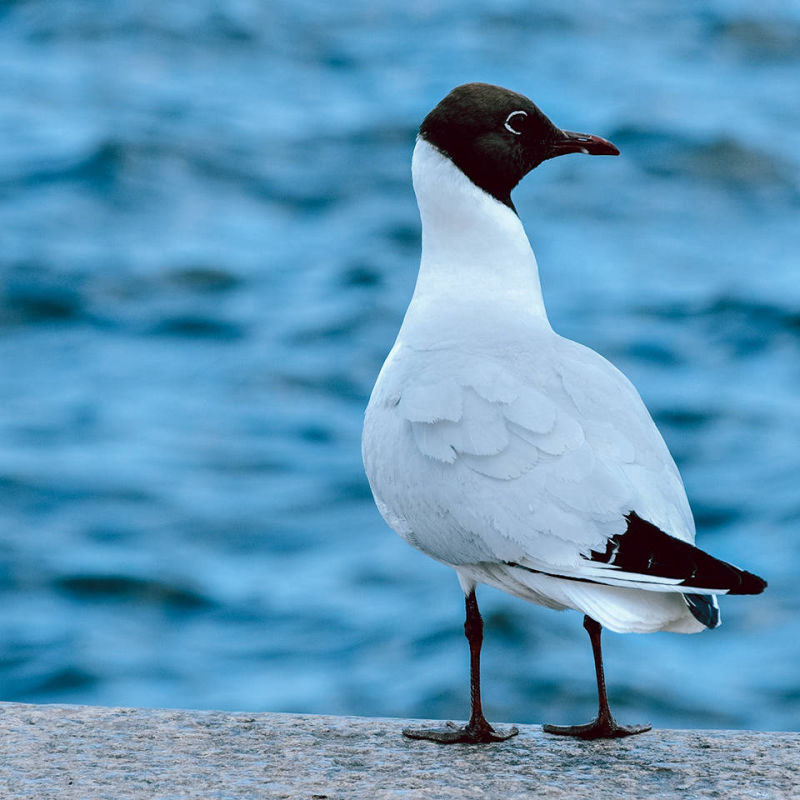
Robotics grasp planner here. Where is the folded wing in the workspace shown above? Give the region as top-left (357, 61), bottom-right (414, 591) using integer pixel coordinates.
top-left (386, 344), bottom-right (764, 599)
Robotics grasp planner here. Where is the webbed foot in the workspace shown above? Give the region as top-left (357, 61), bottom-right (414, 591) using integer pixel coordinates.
top-left (543, 717), bottom-right (651, 740)
top-left (403, 719), bottom-right (519, 744)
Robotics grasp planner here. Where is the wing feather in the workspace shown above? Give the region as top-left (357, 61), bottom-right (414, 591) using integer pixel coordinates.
top-left (367, 343), bottom-right (697, 573)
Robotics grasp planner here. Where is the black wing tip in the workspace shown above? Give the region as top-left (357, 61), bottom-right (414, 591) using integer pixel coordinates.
top-left (729, 570), bottom-right (767, 596)
top-left (618, 511), bottom-right (767, 595)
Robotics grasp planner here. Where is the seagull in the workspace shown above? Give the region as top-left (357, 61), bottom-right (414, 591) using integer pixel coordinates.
top-left (362, 83), bottom-right (767, 743)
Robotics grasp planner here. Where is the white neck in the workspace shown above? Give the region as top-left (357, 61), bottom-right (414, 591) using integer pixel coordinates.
top-left (399, 138), bottom-right (550, 345)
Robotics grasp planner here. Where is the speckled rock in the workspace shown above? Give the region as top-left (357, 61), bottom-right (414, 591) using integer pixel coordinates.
top-left (0, 703), bottom-right (797, 799)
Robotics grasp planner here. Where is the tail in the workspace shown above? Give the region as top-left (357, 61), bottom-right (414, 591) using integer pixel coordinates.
top-left (503, 510), bottom-right (766, 631)
top-left (684, 593), bottom-right (721, 629)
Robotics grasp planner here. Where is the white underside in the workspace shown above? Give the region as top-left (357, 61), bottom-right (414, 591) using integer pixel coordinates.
top-left (455, 565), bottom-right (704, 634)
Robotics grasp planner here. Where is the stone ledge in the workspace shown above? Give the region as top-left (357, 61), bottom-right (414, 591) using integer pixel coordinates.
top-left (0, 702), bottom-right (797, 799)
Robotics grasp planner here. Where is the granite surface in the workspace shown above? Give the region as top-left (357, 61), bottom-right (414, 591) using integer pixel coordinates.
top-left (0, 703), bottom-right (797, 799)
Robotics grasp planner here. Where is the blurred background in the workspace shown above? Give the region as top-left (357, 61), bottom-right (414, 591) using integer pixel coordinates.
top-left (0, 0), bottom-right (798, 731)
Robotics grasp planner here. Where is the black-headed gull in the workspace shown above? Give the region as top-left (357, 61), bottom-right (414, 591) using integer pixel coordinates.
top-left (362, 83), bottom-right (766, 742)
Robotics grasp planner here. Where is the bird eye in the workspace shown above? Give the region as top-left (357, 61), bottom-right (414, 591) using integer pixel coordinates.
top-left (504, 110), bottom-right (527, 135)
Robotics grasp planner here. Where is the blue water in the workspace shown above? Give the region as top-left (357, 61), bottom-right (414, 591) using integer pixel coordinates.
top-left (1, 0), bottom-right (798, 731)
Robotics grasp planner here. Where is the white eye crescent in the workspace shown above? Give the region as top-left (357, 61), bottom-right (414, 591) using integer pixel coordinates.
top-left (504, 110), bottom-right (527, 135)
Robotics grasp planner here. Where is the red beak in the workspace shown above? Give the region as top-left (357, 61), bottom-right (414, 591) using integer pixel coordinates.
top-left (548, 130), bottom-right (620, 158)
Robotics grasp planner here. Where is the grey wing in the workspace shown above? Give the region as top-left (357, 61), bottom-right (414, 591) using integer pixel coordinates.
top-left (364, 343), bottom-right (695, 579)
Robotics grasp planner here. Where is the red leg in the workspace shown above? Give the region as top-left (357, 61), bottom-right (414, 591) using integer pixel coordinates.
top-left (404, 590), bottom-right (518, 743)
top-left (543, 615), bottom-right (651, 740)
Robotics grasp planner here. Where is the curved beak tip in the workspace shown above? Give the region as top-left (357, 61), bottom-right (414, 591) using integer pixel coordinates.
top-left (555, 130), bottom-right (620, 157)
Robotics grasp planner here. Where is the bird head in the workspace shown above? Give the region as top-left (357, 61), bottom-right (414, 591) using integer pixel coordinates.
top-left (419, 83), bottom-right (619, 210)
